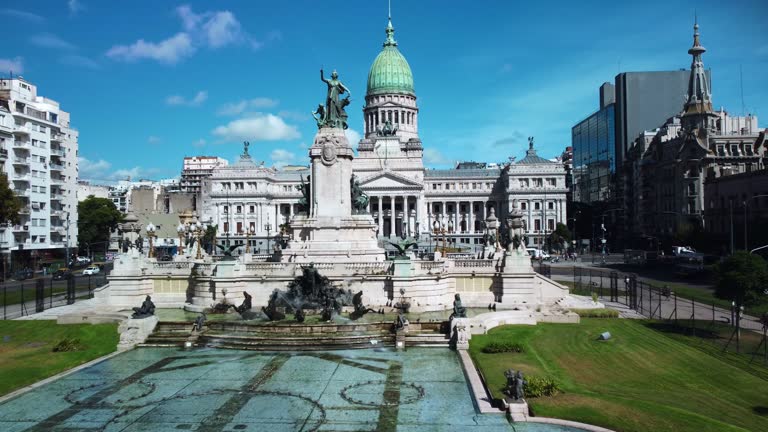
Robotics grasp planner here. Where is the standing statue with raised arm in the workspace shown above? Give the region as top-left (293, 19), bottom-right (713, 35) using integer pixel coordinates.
top-left (317, 69), bottom-right (351, 129)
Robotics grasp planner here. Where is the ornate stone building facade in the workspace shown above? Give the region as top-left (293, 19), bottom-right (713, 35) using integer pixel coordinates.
top-left (625, 22), bottom-right (766, 241)
top-left (199, 17), bottom-right (566, 253)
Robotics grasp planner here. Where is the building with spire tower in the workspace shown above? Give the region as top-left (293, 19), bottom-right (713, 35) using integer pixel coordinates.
top-left (625, 20), bottom-right (766, 243)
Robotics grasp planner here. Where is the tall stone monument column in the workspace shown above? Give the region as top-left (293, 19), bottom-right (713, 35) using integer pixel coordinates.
top-left (310, 128), bottom-right (353, 218)
top-left (281, 69), bottom-right (385, 263)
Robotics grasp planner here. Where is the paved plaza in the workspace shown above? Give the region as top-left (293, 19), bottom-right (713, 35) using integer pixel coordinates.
top-left (0, 347), bottom-right (519, 432)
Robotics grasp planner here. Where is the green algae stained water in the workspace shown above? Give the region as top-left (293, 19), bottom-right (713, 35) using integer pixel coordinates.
top-left (0, 347), bottom-right (587, 431)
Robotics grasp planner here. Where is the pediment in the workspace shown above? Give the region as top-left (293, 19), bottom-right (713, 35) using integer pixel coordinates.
top-left (359, 171), bottom-right (422, 189)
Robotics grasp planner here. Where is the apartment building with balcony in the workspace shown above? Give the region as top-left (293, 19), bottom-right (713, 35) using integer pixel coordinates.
top-left (0, 77), bottom-right (79, 268)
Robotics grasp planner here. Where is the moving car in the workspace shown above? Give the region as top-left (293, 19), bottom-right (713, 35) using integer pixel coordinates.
top-left (13, 268), bottom-right (34, 280)
top-left (52, 268), bottom-right (73, 280)
top-left (82, 266), bottom-right (101, 275)
top-left (526, 248), bottom-right (550, 260)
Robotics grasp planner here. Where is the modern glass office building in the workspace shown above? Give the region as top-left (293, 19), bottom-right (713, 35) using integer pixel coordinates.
top-left (571, 104), bottom-right (616, 203)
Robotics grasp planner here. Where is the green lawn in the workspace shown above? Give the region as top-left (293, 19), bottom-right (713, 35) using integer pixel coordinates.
top-left (469, 319), bottom-right (768, 432)
top-left (0, 321), bottom-right (119, 396)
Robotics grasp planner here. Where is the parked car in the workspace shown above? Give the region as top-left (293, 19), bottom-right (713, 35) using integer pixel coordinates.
top-left (526, 248), bottom-right (550, 260)
top-left (82, 266), bottom-right (101, 275)
top-left (13, 268), bottom-right (34, 280)
top-left (52, 268), bottom-right (73, 280)
top-left (76, 256), bottom-right (91, 264)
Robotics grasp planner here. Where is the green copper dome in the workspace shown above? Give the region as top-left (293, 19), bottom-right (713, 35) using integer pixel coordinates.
top-left (366, 18), bottom-right (415, 96)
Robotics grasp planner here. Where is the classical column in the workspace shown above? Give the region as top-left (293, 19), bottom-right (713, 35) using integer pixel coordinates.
top-left (389, 195), bottom-right (396, 237)
top-left (482, 201), bottom-right (487, 224)
top-left (455, 201), bottom-right (460, 233)
top-left (377, 196), bottom-right (383, 237)
top-left (468, 201), bottom-right (474, 234)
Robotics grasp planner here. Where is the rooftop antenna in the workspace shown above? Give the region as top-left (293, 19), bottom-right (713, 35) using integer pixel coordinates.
top-left (388, 0), bottom-right (391, 19)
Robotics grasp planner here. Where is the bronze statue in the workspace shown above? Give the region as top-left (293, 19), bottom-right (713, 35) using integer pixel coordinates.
top-left (234, 291), bottom-right (252, 314)
top-left (504, 370), bottom-right (527, 401)
top-left (350, 174), bottom-right (369, 214)
top-left (297, 174), bottom-right (311, 214)
top-left (316, 69), bottom-right (351, 129)
top-left (192, 312), bottom-right (207, 332)
top-left (450, 293), bottom-right (467, 319)
top-left (132, 295), bottom-right (155, 318)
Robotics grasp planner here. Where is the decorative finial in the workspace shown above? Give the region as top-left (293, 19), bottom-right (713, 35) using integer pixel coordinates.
top-left (384, 5), bottom-right (397, 47)
top-left (243, 141), bottom-right (249, 155)
top-left (388, 0), bottom-right (391, 19)
top-left (528, 136), bottom-right (534, 150)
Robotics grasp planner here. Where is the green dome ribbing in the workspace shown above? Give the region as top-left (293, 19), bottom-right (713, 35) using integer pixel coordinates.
top-left (366, 18), bottom-right (415, 96)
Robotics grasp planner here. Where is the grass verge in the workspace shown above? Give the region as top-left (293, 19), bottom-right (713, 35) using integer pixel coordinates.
top-left (469, 319), bottom-right (768, 432)
top-left (0, 321), bottom-right (118, 396)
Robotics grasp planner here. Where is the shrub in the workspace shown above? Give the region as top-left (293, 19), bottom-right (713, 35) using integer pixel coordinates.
top-left (571, 308), bottom-right (619, 318)
top-left (52, 337), bottom-right (83, 352)
top-left (481, 341), bottom-right (524, 354)
top-left (524, 375), bottom-right (561, 398)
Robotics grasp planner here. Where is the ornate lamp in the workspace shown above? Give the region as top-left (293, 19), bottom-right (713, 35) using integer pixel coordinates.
top-left (177, 222), bottom-right (185, 255)
top-left (146, 223), bottom-right (156, 258)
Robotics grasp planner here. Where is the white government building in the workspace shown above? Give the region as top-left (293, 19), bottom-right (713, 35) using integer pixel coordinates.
top-left (199, 17), bottom-right (567, 253)
top-left (0, 77), bottom-right (79, 267)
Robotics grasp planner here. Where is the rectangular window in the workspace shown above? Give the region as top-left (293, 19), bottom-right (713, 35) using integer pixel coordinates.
top-left (223, 222), bottom-right (229, 233)
top-left (521, 202), bottom-right (527, 210)
top-left (534, 219), bottom-right (541, 231)
top-left (548, 202), bottom-right (554, 210)
top-left (249, 205), bottom-right (255, 213)
top-left (548, 219), bottom-right (554, 231)
top-left (534, 202), bottom-right (540, 210)
top-left (236, 222), bottom-right (243, 233)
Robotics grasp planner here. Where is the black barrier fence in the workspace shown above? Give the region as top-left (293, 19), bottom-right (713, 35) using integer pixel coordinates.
top-left (1, 273), bottom-right (108, 320)
top-left (571, 266), bottom-right (768, 368)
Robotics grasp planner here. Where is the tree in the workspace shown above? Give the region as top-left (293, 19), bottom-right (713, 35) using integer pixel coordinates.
top-left (549, 223), bottom-right (572, 252)
top-left (714, 251), bottom-right (768, 311)
top-left (77, 196), bottom-right (123, 252)
top-left (0, 173), bottom-right (22, 226)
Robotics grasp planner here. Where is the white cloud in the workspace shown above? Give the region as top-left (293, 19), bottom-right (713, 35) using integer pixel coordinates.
top-left (147, 136), bottom-right (161, 144)
top-left (278, 110), bottom-right (308, 122)
top-left (106, 33), bottom-right (195, 64)
top-left (192, 138), bottom-right (206, 147)
top-left (165, 90), bottom-right (208, 107)
top-left (0, 57), bottom-right (23, 74)
top-left (79, 157), bottom-right (112, 179)
top-left (270, 148), bottom-right (296, 169)
top-left (113, 167), bottom-right (144, 180)
top-left (217, 98), bottom-right (278, 116)
top-left (30, 33), bottom-right (76, 50)
top-left (202, 11), bottom-right (242, 48)
top-left (423, 148), bottom-right (449, 166)
top-left (345, 128), bottom-right (361, 145)
top-left (212, 113), bottom-right (300, 142)
top-left (107, 5), bottom-right (273, 64)
top-left (67, 0), bottom-right (85, 16)
top-left (60, 55), bottom-right (99, 69)
top-left (0, 9), bottom-right (44, 23)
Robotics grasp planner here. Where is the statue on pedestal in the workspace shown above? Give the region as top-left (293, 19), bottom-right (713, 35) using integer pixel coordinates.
top-left (450, 293), bottom-right (467, 319)
top-left (350, 174), bottom-right (369, 214)
top-left (504, 369), bottom-right (527, 401)
top-left (297, 174), bottom-right (311, 214)
top-left (132, 295), bottom-right (155, 318)
top-left (505, 203), bottom-right (527, 252)
top-left (315, 69), bottom-right (351, 129)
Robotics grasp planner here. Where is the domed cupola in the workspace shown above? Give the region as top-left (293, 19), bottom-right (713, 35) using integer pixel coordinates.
top-left (362, 16), bottom-right (420, 141)
top-left (366, 18), bottom-right (415, 96)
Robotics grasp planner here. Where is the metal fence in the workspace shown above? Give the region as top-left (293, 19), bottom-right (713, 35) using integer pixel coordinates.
top-left (571, 266), bottom-right (768, 369)
top-left (1, 274), bottom-right (108, 320)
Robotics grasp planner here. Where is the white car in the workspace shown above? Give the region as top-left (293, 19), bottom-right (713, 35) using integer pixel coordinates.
top-left (526, 248), bottom-right (550, 260)
top-left (82, 266), bottom-right (100, 275)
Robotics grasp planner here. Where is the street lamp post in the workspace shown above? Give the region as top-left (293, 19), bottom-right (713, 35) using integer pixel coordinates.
top-left (194, 220), bottom-right (204, 259)
top-left (177, 223), bottom-right (186, 255)
top-left (245, 225), bottom-right (254, 253)
top-left (264, 218), bottom-right (272, 254)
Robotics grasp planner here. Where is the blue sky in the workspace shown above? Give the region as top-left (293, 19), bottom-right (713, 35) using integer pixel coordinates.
top-left (1, 0), bottom-right (767, 183)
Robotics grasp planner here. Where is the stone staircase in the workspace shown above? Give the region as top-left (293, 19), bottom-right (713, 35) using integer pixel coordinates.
top-left (141, 321), bottom-right (194, 347)
top-left (140, 320), bottom-right (453, 350)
